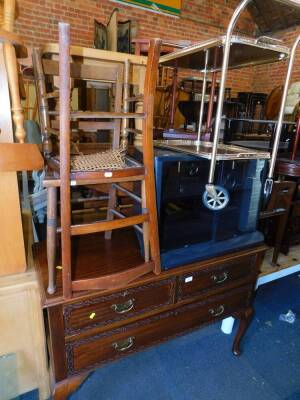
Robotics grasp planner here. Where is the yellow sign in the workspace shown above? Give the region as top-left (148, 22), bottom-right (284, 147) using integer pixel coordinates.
top-left (113, 0), bottom-right (181, 16)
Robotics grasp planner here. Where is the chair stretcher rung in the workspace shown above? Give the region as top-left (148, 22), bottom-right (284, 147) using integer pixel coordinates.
top-left (125, 94), bottom-right (144, 102)
top-left (44, 91), bottom-right (59, 99)
top-left (70, 213), bottom-right (148, 236)
top-left (125, 128), bottom-right (142, 135)
top-left (110, 209), bottom-right (143, 233)
top-left (112, 183), bottom-right (142, 203)
top-left (260, 208), bottom-right (286, 219)
top-left (46, 127), bottom-right (59, 136)
top-left (48, 111), bottom-right (145, 119)
top-left (51, 120), bottom-right (116, 131)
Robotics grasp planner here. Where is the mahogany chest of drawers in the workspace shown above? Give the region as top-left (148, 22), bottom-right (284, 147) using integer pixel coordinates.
top-left (34, 234), bottom-right (265, 400)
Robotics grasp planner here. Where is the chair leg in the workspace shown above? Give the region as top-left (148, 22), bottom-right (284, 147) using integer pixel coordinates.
top-left (142, 221), bottom-right (150, 262)
top-left (47, 187), bottom-right (57, 294)
top-left (272, 213), bottom-right (289, 266)
top-left (141, 180), bottom-right (150, 262)
top-left (105, 184), bottom-right (117, 240)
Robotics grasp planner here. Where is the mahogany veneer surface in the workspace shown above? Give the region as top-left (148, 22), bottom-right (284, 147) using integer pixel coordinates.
top-left (35, 229), bottom-right (266, 399)
top-left (67, 286), bottom-right (252, 374)
top-left (34, 229), bottom-right (265, 307)
top-left (34, 229), bottom-right (144, 305)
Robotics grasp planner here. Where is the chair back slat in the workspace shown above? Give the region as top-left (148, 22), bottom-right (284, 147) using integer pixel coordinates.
top-left (42, 58), bottom-right (123, 82)
top-left (33, 47), bottom-right (125, 155)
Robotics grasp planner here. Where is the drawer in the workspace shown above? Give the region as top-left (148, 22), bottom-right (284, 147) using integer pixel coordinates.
top-left (178, 255), bottom-right (256, 300)
top-left (64, 279), bottom-right (176, 334)
top-left (66, 286), bottom-right (252, 374)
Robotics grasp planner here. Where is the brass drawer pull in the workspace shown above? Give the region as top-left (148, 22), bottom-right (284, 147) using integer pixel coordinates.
top-left (211, 271), bottom-right (228, 284)
top-left (112, 336), bottom-right (135, 352)
top-left (209, 305), bottom-right (225, 317)
top-left (111, 298), bottom-right (135, 314)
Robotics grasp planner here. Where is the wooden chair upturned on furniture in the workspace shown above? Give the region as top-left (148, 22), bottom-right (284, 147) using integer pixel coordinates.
top-left (32, 40), bottom-right (133, 294)
top-left (259, 180), bottom-right (296, 265)
top-left (43, 22), bottom-right (161, 299)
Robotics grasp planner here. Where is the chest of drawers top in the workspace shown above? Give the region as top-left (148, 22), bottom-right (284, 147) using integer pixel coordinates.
top-left (34, 230), bottom-right (265, 310)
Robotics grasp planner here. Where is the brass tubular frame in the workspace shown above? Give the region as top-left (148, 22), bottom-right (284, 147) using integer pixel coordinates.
top-left (207, 0), bottom-right (300, 198)
top-left (197, 50), bottom-right (209, 142)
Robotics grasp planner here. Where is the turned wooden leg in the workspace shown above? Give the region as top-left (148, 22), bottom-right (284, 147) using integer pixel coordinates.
top-left (141, 180), bottom-right (150, 262)
top-left (105, 184), bottom-right (117, 240)
top-left (232, 307), bottom-right (254, 356)
top-left (47, 186), bottom-right (58, 294)
top-left (53, 373), bottom-right (90, 400)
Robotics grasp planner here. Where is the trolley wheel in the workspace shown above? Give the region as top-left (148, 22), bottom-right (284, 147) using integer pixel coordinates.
top-left (202, 185), bottom-right (230, 211)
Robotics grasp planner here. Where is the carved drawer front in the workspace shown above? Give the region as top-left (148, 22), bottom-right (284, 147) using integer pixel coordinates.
top-left (66, 286), bottom-right (251, 374)
top-left (64, 279), bottom-right (175, 334)
top-left (178, 255), bottom-right (256, 300)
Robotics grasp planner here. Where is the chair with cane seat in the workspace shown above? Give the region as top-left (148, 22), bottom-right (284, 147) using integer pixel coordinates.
top-left (35, 22), bottom-right (161, 299)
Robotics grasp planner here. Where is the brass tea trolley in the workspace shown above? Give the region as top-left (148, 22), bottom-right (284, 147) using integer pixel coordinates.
top-left (156, 0), bottom-right (300, 211)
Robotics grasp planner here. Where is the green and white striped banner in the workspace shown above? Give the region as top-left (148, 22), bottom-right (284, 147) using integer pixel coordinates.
top-left (112, 0), bottom-right (181, 16)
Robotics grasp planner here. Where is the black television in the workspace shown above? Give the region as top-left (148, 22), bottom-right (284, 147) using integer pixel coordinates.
top-left (153, 148), bottom-right (267, 270)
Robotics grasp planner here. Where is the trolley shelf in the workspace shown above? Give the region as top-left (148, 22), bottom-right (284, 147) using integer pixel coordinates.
top-left (159, 35), bottom-right (289, 72)
top-left (154, 140), bottom-right (270, 160)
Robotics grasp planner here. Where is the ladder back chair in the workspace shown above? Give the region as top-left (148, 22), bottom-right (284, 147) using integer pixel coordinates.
top-left (33, 43), bottom-right (126, 293)
top-left (32, 47), bottom-right (125, 157)
top-left (39, 22), bottom-right (162, 299)
top-left (259, 180), bottom-right (296, 265)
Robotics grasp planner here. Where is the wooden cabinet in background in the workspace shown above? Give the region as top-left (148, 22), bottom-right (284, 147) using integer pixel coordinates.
top-left (0, 270), bottom-right (49, 400)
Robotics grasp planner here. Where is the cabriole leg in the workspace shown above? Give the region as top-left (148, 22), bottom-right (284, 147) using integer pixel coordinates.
top-left (232, 307), bottom-right (254, 356)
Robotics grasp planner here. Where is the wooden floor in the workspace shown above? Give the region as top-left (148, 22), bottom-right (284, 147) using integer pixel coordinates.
top-left (260, 245), bottom-right (300, 276)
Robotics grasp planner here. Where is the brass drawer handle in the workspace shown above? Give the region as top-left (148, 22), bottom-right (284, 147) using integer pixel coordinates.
top-left (111, 298), bottom-right (135, 314)
top-left (211, 272), bottom-right (228, 284)
top-left (112, 336), bottom-right (135, 352)
top-left (209, 305), bottom-right (225, 317)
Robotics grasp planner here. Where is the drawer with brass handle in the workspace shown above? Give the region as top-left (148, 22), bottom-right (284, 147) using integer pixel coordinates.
top-left (111, 298), bottom-right (135, 314)
top-left (178, 255), bottom-right (256, 300)
top-left (64, 278), bottom-right (175, 335)
top-left (112, 336), bottom-right (135, 352)
top-left (66, 285), bottom-right (251, 374)
top-left (209, 305), bottom-right (225, 317)
top-left (211, 272), bottom-right (228, 284)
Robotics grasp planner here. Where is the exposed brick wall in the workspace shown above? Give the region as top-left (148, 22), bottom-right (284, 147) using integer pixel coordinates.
top-left (16, 0), bottom-right (256, 95)
top-left (16, 0), bottom-right (256, 46)
top-left (253, 26), bottom-right (300, 94)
